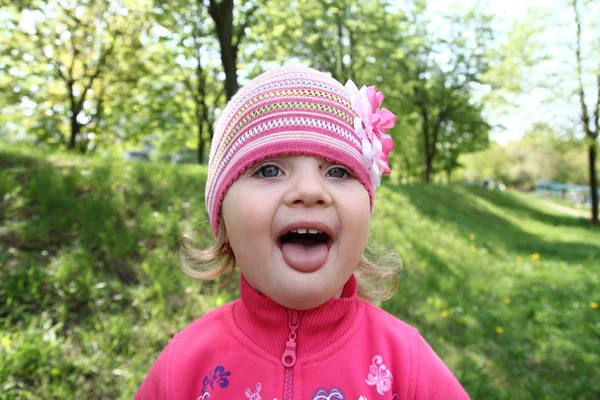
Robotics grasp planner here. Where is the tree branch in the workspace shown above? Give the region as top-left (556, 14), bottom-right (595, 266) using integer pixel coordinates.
top-left (79, 42), bottom-right (115, 109)
top-left (573, 0), bottom-right (592, 137)
top-left (32, 25), bottom-right (68, 82)
top-left (431, 107), bottom-right (448, 161)
top-left (181, 67), bottom-right (199, 103)
top-left (594, 70), bottom-right (599, 137)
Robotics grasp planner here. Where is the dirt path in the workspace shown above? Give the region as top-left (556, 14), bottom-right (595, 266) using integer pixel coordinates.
top-left (540, 200), bottom-right (591, 218)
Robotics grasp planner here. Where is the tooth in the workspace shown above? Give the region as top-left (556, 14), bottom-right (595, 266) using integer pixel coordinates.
top-left (308, 229), bottom-right (319, 234)
top-left (290, 229), bottom-right (298, 233)
top-left (297, 228), bottom-right (308, 234)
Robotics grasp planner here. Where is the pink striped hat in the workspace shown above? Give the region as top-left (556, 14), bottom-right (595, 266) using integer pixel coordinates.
top-left (205, 65), bottom-right (395, 235)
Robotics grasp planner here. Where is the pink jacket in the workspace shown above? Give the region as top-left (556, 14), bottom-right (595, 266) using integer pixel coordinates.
top-left (136, 276), bottom-right (469, 400)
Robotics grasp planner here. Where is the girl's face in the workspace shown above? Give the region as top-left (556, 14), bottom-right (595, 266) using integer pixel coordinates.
top-left (222, 155), bottom-right (371, 310)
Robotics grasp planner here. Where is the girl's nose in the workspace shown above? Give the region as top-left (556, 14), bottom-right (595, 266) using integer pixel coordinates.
top-left (284, 165), bottom-right (332, 207)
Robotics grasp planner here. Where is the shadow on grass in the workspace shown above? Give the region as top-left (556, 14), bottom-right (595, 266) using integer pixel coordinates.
top-left (1, 150), bottom-right (140, 282)
top-left (381, 183), bottom-right (600, 399)
top-left (386, 234), bottom-right (599, 399)
top-left (392, 184), bottom-right (598, 264)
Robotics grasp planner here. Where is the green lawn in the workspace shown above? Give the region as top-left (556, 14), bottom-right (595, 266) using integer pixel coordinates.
top-left (1, 145), bottom-right (599, 399)
top-left (532, 193), bottom-right (592, 212)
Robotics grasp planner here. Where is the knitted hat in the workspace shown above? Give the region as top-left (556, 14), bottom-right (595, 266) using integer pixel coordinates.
top-left (205, 65), bottom-right (395, 235)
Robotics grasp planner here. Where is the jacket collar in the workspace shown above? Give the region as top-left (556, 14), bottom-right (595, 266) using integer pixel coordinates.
top-left (232, 274), bottom-right (358, 358)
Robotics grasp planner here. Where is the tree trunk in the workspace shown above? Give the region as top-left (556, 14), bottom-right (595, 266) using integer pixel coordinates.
top-left (67, 82), bottom-right (79, 150)
top-left (69, 114), bottom-right (79, 150)
top-left (197, 110), bottom-right (205, 164)
top-left (572, 0), bottom-right (599, 224)
top-left (197, 134), bottom-right (205, 164)
top-left (208, 0), bottom-right (239, 101)
top-left (424, 155), bottom-right (433, 183)
top-left (421, 106), bottom-right (432, 183)
top-left (222, 48), bottom-right (239, 100)
top-left (198, 69), bottom-right (210, 164)
top-left (589, 142), bottom-right (598, 224)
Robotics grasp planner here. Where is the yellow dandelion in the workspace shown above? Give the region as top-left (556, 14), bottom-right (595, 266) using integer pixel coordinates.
top-left (469, 234), bottom-right (476, 241)
top-left (530, 253), bottom-right (540, 261)
top-left (470, 246), bottom-right (477, 253)
top-left (496, 326), bottom-right (504, 334)
top-left (591, 302), bottom-right (599, 309)
top-left (516, 255), bottom-right (523, 261)
top-left (504, 297), bottom-right (511, 304)
top-left (440, 311), bottom-right (449, 318)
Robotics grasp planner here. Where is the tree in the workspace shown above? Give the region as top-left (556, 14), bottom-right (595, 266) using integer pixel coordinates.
top-left (4, 0), bottom-right (146, 152)
top-left (572, 0), bottom-right (598, 224)
top-left (435, 100), bottom-right (490, 182)
top-left (153, 0), bottom-right (223, 163)
top-left (259, 0), bottom-right (409, 85)
top-left (207, 0), bottom-right (265, 100)
top-left (394, 4), bottom-right (495, 183)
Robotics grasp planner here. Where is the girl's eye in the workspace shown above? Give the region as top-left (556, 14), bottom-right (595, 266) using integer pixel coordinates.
top-left (326, 167), bottom-right (350, 179)
top-left (256, 164), bottom-right (282, 178)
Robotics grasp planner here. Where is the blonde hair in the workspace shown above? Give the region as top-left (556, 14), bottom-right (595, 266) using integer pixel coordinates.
top-left (180, 219), bottom-right (402, 302)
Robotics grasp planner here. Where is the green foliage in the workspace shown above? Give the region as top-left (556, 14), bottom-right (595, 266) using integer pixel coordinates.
top-left (0, 0), bottom-right (152, 151)
top-left (259, 0), bottom-right (402, 83)
top-left (459, 123), bottom-right (594, 186)
top-left (0, 145), bottom-right (222, 399)
top-left (1, 146), bottom-right (599, 398)
top-left (2, 0), bottom-right (502, 175)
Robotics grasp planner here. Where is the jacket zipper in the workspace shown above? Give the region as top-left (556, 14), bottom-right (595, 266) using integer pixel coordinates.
top-left (282, 310), bottom-right (300, 400)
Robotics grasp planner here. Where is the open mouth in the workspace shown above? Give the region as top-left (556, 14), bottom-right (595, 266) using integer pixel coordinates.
top-left (278, 228), bottom-right (332, 249)
top-left (276, 225), bottom-right (334, 272)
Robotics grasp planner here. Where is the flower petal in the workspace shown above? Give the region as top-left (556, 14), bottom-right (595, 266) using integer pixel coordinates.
top-left (379, 132), bottom-right (395, 155)
top-left (370, 165), bottom-right (381, 186)
top-left (354, 117), bottom-right (367, 139)
top-left (345, 80), bottom-right (397, 186)
top-left (366, 86), bottom-right (378, 110)
top-left (345, 79), bottom-right (359, 96)
top-left (362, 138), bottom-right (374, 164)
top-left (376, 91), bottom-right (384, 108)
top-left (378, 108), bottom-right (396, 131)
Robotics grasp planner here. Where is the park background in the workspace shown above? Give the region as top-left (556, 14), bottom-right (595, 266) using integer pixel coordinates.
top-left (1, 0), bottom-right (599, 398)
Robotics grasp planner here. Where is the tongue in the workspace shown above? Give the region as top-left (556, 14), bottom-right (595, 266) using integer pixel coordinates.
top-left (281, 242), bottom-right (328, 272)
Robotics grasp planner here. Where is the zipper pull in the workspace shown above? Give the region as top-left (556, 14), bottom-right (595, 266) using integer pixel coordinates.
top-left (281, 310), bottom-right (300, 367)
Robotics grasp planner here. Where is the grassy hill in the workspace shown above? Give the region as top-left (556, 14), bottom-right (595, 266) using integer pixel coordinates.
top-left (1, 145), bottom-right (598, 399)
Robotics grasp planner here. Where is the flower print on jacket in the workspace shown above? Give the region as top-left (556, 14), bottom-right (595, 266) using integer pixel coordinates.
top-left (200, 365), bottom-right (231, 397)
top-left (345, 80), bottom-right (396, 187)
top-left (365, 355), bottom-right (393, 395)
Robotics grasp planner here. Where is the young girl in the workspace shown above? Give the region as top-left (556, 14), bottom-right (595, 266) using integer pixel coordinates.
top-left (136, 66), bottom-right (469, 400)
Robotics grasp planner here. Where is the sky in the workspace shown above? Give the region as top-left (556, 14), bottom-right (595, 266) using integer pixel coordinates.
top-left (426, 0), bottom-right (599, 145)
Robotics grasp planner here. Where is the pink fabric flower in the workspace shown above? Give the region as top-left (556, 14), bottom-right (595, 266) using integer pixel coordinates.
top-left (345, 80), bottom-right (396, 186)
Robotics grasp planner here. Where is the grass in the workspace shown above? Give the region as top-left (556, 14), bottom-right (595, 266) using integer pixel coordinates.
top-left (532, 193), bottom-right (592, 211)
top-left (1, 145), bottom-right (599, 399)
